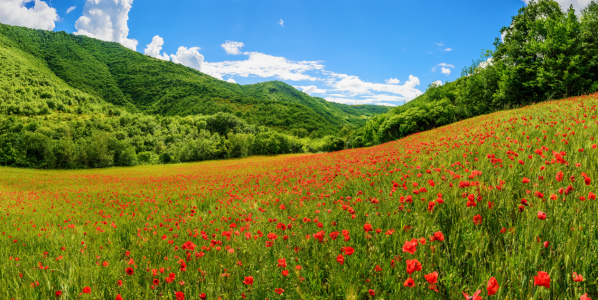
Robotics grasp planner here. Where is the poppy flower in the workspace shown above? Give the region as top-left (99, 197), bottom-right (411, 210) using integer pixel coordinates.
top-left (275, 288), bottom-right (284, 294)
top-left (126, 267), bottom-right (134, 275)
top-left (473, 214), bottom-right (482, 225)
top-left (424, 271), bottom-right (438, 284)
top-left (580, 294), bottom-right (591, 300)
top-left (282, 270), bottom-right (289, 276)
top-left (487, 277), bottom-right (499, 295)
top-left (243, 276), bottom-right (254, 285)
top-left (364, 224), bottom-right (373, 232)
top-left (572, 272), bottom-right (584, 282)
top-left (343, 246), bottom-right (355, 256)
top-left (55, 291), bottom-right (62, 297)
top-left (534, 271), bottom-right (550, 289)
top-left (402, 239), bottom-right (418, 254)
top-left (406, 259), bottom-right (422, 274)
top-left (336, 254), bottom-right (345, 265)
top-left (368, 289), bottom-right (376, 296)
top-left (115, 295), bottom-right (123, 300)
top-left (175, 291), bottom-right (185, 300)
top-left (463, 290), bottom-right (482, 300)
top-left (537, 211), bottom-right (547, 220)
top-left (404, 277), bottom-right (415, 287)
top-left (82, 287), bottom-right (91, 294)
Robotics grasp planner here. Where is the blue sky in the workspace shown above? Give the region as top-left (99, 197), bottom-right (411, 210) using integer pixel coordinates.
top-left (0, 0), bottom-right (592, 106)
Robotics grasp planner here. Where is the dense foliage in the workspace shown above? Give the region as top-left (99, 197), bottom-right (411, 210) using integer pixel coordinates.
top-left (0, 92), bottom-right (597, 299)
top-left (0, 23), bottom-right (389, 169)
top-left (354, 0), bottom-right (598, 147)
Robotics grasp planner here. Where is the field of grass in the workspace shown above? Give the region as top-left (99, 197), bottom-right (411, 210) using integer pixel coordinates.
top-left (1, 93), bottom-right (598, 299)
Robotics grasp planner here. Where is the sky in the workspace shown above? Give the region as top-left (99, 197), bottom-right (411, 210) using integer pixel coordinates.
top-left (0, 0), bottom-right (594, 106)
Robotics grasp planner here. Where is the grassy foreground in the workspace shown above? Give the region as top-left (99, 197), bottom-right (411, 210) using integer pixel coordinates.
top-left (1, 93), bottom-right (598, 299)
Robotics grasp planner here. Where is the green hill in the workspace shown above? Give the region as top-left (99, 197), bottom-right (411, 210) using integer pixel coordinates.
top-left (0, 22), bottom-right (390, 169)
top-left (0, 23), bottom-right (388, 136)
top-left (353, 0), bottom-right (598, 147)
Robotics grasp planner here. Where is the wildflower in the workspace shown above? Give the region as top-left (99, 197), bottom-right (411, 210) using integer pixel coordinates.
top-left (487, 277), bottom-right (499, 295)
top-left (534, 271), bottom-right (550, 289)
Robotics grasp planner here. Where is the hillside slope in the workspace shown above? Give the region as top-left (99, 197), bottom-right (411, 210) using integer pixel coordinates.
top-left (0, 92), bottom-right (597, 298)
top-left (0, 23), bottom-right (389, 137)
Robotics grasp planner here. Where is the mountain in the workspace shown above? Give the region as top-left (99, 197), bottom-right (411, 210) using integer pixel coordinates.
top-left (0, 23), bottom-right (389, 137)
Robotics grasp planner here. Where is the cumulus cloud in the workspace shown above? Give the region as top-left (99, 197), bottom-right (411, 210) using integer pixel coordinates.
top-left (0, 0), bottom-right (59, 30)
top-left (325, 73), bottom-right (422, 101)
top-left (66, 6), bottom-right (76, 14)
top-left (523, 0), bottom-right (592, 12)
top-left (431, 80), bottom-right (443, 87)
top-left (385, 78), bottom-right (401, 84)
top-left (202, 52), bottom-right (324, 81)
top-left (226, 78), bottom-right (237, 84)
top-left (222, 41), bottom-right (245, 55)
top-left (442, 48), bottom-right (453, 52)
top-left (144, 35), bottom-right (170, 61)
top-left (74, 0), bottom-right (138, 51)
top-left (170, 46), bottom-right (205, 73)
top-left (432, 63), bottom-right (455, 75)
top-left (297, 85), bottom-right (327, 95)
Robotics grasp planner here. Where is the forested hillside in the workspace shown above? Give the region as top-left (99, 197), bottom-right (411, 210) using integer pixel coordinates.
top-left (0, 23), bottom-right (389, 169)
top-left (353, 0), bottom-right (598, 147)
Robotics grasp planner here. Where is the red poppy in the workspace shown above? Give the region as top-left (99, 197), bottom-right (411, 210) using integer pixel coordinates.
top-left (487, 277), bottom-right (499, 295)
top-left (126, 267), bottom-right (134, 276)
top-left (534, 271), bottom-right (550, 289)
top-left (336, 254), bottom-right (345, 265)
top-left (153, 278), bottom-right (159, 285)
top-left (363, 224), bottom-right (373, 232)
top-left (404, 277), bottom-right (415, 287)
top-left (115, 295), bottom-right (123, 300)
top-left (82, 287), bottom-right (91, 294)
top-left (556, 171), bottom-right (564, 181)
top-left (343, 246), bottom-right (355, 256)
top-left (473, 214), bottom-right (483, 225)
top-left (275, 288), bottom-right (284, 294)
top-left (580, 293), bottom-right (592, 300)
top-left (424, 271), bottom-right (438, 284)
top-left (55, 291), bottom-right (62, 297)
top-left (537, 211), bottom-right (547, 220)
top-left (406, 259), bottom-right (422, 274)
top-left (402, 239), bottom-right (418, 254)
top-left (463, 290), bottom-right (482, 300)
top-left (175, 291), bottom-right (185, 300)
top-left (281, 270), bottom-right (289, 276)
top-left (368, 289), bottom-right (376, 296)
top-left (243, 276), bottom-right (253, 285)
top-left (572, 272), bottom-right (584, 282)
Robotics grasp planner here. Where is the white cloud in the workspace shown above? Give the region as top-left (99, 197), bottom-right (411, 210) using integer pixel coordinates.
top-left (327, 73), bottom-right (422, 101)
top-left (226, 78), bottom-right (237, 84)
top-left (0, 0), bottom-right (59, 30)
top-left (478, 57), bottom-right (493, 69)
top-left (222, 41), bottom-right (245, 55)
top-left (432, 63), bottom-right (455, 75)
top-left (432, 80), bottom-right (443, 87)
top-left (74, 0), bottom-right (138, 51)
top-left (436, 42), bottom-right (444, 47)
top-left (523, 0), bottom-right (592, 12)
top-left (170, 46), bottom-right (205, 73)
top-left (66, 6), bottom-right (76, 14)
top-left (385, 78), bottom-right (401, 84)
top-left (442, 48), bottom-right (453, 52)
top-left (202, 52), bottom-right (324, 81)
top-left (297, 85), bottom-right (327, 95)
top-left (144, 35), bottom-right (170, 61)
top-left (279, 19), bottom-right (284, 27)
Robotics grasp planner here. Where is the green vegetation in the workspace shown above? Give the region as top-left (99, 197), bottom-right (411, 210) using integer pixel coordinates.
top-left (0, 22), bottom-right (389, 169)
top-left (354, 0), bottom-right (598, 147)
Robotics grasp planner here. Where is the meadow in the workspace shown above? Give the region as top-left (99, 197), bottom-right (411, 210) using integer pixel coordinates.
top-left (1, 93), bottom-right (598, 299)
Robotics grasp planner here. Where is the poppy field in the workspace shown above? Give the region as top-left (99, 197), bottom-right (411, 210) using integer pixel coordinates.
top-left (1, 93), bottom-right (598, 299)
